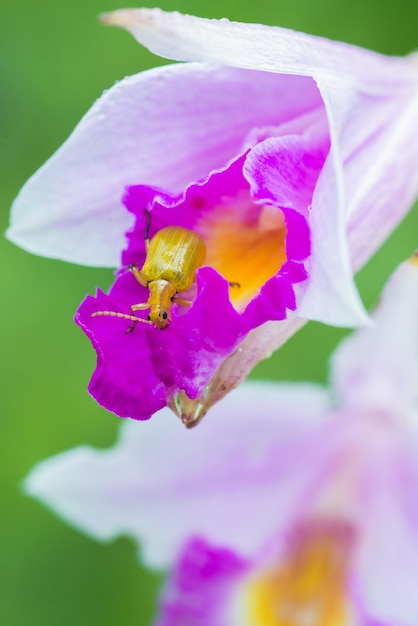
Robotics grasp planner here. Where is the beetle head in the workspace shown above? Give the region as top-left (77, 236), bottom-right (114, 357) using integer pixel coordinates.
top-left (148, 306), bottom-right (171, 329)
top-left (147, 280), bottom-right (176, 329)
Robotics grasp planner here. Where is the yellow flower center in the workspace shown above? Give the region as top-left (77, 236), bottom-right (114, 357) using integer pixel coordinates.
top-left (410, 251), bottom-right (418, 267)
top-left (197, 193), bottom-right (287, 310)
top-left (245, 522), bottom-right (353, 626)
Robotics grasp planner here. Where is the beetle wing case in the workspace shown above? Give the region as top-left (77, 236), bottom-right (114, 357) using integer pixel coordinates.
top-left (141, 226), bottom-right (206, 292)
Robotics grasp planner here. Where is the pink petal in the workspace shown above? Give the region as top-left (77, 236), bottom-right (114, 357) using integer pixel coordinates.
top-left (101, 9), bottom-right (416, 85)
top-left (320, 80), bottom-right (418, 274)
top-left (331, 256), bottom-right (418, 415)
top-left (155, 538), bottom-right (247, 626)
top-left (7, 64), bottom-right (321, 267)
top-left (24, 382), bottom-right (329, 569)
top-left (244, 120), bottom-right (329, 215)
top-left (76, 283), bottom-right (168, 421)
top-left (355, 433), bottom-right (418, 625)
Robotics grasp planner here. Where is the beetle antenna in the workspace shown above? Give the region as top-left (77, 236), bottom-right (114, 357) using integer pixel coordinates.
top-left (91, 311), bottom-right (152, 325)
top-left (143, 209), bottom-right (152, 249)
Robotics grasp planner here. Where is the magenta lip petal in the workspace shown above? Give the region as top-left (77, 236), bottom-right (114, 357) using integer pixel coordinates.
top-left (244, 132), bottom-right (329, 214)
top-left (240, 207), bottom-right (310, 327)
top-left (281, 208), bottom-right (311, 261)
top-left (75, 268), bottom-right (248, 418)
top-left (240, 262), bottom-right (309, 328)
top-left (75, 277), bottom-right (168, 421)
top-left (242, 275), bottom-right (289, 327)
top-left (145, 267), bottom-right (248, 399)
top-left (156, 537), bottom-right (248, 626)
top-left (121, 155), bottom-right (250, 267)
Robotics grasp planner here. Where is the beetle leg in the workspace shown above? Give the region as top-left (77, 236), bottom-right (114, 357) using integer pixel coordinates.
top-left (228, 281), bottom-right (241, 288)
top-left (130, 303), bottom-right (150, 312)
top-left (124, 302), bottom-right (151, 333)
top-left (126, 307), bottom-right (147, 333)
top-left (143, 208), bottom-right (152, 252)
top-left (128, 265), bottom-right (149, 287)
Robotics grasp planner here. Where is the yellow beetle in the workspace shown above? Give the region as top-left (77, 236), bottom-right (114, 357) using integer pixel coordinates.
top-left (92, 211), bottom-right (206, 330)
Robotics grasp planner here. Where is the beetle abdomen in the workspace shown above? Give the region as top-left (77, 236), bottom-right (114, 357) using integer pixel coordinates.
top-left (141, 226), bottom-right (206, 292)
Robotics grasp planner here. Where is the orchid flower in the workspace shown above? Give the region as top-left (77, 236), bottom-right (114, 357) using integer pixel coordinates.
top-left (25, 254), bottom-right (418, 625)
top-left (7, 9), bottom-right (418, 424)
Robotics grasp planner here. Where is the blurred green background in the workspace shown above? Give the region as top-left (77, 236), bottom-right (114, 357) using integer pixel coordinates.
top-left (1, 1), bottom-right (417, 624)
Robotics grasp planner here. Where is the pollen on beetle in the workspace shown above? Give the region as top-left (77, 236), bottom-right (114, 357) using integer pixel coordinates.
top-left (197, 192), bottom-right (287, 310)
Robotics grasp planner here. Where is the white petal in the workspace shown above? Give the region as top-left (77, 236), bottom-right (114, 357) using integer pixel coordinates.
top-left (330, 85), bottom-right (418, 273)
top-left (331, 256), bottom-right (418, 416)
top-left (296, 76), bottom-right (418, 326)
top-left (295, 151), bottom-right (370, 326)
top-left (24, 381), bottom-right (329, 569)
top-left (8, 64), bottom-right (316, 266)
top-left (102, 9), bottom-right (417, 86)
top-left (356, 433), bottom-right (418, 625)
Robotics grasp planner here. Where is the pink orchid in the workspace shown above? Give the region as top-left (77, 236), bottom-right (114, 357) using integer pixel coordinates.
top-left (7, 9), bottom-right (418, 424)
top-left (25, 255), bottom-right (418, 625)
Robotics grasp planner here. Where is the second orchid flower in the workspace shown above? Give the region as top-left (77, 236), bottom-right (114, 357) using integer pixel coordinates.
top-left (25, 255), bottom-right (418, 625)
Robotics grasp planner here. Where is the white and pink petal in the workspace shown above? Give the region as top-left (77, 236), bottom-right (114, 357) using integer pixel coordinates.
top-left (24, 381), bottom-right (330, 569)
top-left (7, 64), bottom-right (322, 268)
top-left (331, 256), bottom-right (418, 417)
